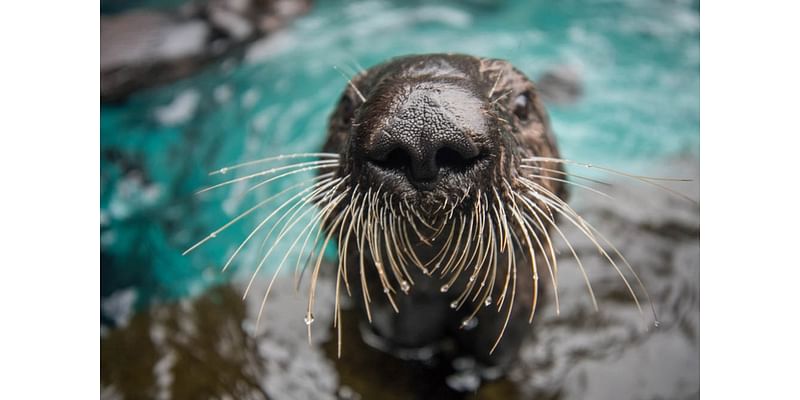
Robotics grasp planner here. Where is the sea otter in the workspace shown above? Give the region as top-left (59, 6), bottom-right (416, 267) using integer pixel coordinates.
top-left (316, 53), bottom-right (567, 369)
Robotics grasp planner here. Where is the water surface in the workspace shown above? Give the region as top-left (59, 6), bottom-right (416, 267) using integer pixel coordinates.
top-left (101, 1), bottom-right (699, 398)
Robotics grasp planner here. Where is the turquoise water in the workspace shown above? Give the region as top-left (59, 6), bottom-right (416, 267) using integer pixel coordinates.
top-left (100, 0), bottom-right (699, 308)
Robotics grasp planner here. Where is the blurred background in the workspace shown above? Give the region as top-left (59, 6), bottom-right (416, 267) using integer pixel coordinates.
top-left (100, 0), bottom-right (699, 399)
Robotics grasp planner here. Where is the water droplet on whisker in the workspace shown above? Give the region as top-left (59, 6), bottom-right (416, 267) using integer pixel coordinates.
top-left (450, 301), bottom-right (458, 309)
top-left (460, 318), bottom-right (478, 330)
top-left (440, 284), bottom-right (450, 293)
top-left (304, 313), bottom-right (315, 325)
top-left (484, 297), bottom-right (493, 306)
top-left (400, 281), bottom-right (411, 293)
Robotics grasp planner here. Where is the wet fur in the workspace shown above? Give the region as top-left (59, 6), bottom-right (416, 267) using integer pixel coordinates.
top-left (321, 54), bottom-right (567, 366)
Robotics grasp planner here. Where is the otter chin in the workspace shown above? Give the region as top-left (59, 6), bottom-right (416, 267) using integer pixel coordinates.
top-left (317, 54), bottom-right (568, 368)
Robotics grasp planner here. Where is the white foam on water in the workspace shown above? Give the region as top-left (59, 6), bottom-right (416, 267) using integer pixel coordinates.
top-left (154, 89), bottom-right (201, 126)
top-left (101, 288), bottom-right (138, 328)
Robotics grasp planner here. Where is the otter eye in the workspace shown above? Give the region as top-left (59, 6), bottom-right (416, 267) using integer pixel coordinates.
top-left (513, 92), bottom-right (532, 122)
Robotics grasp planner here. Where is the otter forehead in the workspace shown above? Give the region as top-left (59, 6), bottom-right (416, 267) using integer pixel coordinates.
top-left (370, 54), bottom-right (484, 83)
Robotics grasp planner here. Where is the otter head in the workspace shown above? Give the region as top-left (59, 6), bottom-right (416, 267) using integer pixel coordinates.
top-left (312, 54), bottom-right (573, 359)
top-left (324, 54), bottom-right (564, 217)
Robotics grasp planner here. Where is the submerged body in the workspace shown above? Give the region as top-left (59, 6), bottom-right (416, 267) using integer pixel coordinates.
top-left (319, 54), bottom-right (567, 368)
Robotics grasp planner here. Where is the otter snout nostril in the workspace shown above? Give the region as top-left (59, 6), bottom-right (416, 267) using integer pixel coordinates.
top-left (366, 137), bottom-right (481, 185)
top-left (370, 146), bottom-right (415, 176)
top-left (435, 146), bottom-right (480, 173)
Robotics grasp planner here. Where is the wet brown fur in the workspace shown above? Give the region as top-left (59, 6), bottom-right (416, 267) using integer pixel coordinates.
top-left (318, 54), bottom-right (568, 366)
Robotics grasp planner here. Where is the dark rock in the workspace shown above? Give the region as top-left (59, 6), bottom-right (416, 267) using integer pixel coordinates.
top-left (100, 0), bottom-right (312, 102)
top-left (537, 65), bottom-right (584, 106)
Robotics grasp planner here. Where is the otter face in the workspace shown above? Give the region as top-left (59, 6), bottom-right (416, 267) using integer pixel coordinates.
top-left (314, 54), bottom-right (571, 357)
top-left (324, 53), bottom-right (563, 214)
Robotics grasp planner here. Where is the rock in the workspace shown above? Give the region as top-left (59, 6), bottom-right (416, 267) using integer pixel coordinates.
top-left (537, 65), bottom-right (584, 106)
top-left (100, 0), bottom-right (312, 102)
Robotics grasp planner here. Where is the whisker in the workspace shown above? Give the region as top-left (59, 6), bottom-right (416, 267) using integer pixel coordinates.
top-left (197, 159), bottom-right (340, 194)
top-left (451, 200), bottom-right (488, 310)
top-left (256, 174), bottom-right (337, 251)
top-left (522, 165), bottom-right (612, 186)
top-left (254, 206), bottom-right (325, 329)
top-left (523, 179), bottom-right (642, 313)
top-left (333, 66), bottom-right (367, 102)
top-left (505, 189), bottom-right (540, 322)
top-left (525, 173), bottom-right (614, 200)
top-left (583, 222), bottom-right (659, 323)
top-left (522, 156), bottom-right (691, 182)
top-left (209, 153), bottom-right (339, 175)
top-left (490, 89), bottom-right (514, 105)
top-left (380, 203), bottom-right (409, 290)
top-left (306, 208), bottom-right (349, 344)
top-left (246, 164), bottom-right (340, 193)
top-left (472, 202), bottom-right (495, 304)
top-left (293, 178), bottom-right (350, 290)
top-left (497, 206), bottom-right (513, 311)
top-left (490, 242), bottom-right (516, 355)
top-left (243, 178), bottom-right (344, 300)
top-left (528, 176), bottom-right (656, 320)
top-left (423, 218), bottom-right (457, 269)
top-left (488, 70), bottom-right (504, 99)
top-left (445, 209), bottom-right (475, 277)
top-left (348, 58), bottom-right (367, 75)
top-left (356, 190), bottom-right (373, 322)
top-left (522, 156), bottom-right (697, 204)
top-left (254, 189), bottom-right (348, 331)
top-left (222, 177), bottom-right (342, 273)
top-left (337, 190), bottom-right (360, 297)
top-left (183, 175), bottom-right (328, 256)
top-left (514, 190), bottom-right (598, 312)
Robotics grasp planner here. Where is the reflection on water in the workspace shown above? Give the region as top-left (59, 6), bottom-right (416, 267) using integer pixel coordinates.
top-left (101, 160), bottom-right (698, 399)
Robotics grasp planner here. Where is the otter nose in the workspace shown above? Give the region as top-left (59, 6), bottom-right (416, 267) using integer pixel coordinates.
top-left (365, 124), bottom-right (481, 186)
top-left (357, 82), bottom-right (487, 189)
